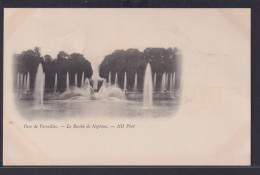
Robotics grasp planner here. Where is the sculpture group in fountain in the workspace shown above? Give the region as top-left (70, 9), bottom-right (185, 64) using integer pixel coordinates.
top-left (52, 68), bottom-right (125, 101)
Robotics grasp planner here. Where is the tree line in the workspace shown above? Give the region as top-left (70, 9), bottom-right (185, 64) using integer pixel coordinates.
top-left (13, 47), bottom-right (182, 93)
top-left (99, 47), bottom-right (182, 91)
top-left (13, 47), bottom-right (93, 92)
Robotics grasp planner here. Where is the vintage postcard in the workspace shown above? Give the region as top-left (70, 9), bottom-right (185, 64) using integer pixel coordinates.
top-left (3, 8), bottom-right (250, 165)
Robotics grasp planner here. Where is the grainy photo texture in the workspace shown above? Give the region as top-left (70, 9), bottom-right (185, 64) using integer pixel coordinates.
top-left (3, 8), bottom-right (250, 166)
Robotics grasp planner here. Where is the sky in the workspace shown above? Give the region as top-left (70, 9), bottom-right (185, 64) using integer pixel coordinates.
top-left (4, 8), bottom-right (248, 61)
top-left (4, 9), bottom-right (184, 64)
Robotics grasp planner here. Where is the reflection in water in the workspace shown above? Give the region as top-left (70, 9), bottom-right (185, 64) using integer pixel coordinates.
top-left (16, 98), bottom-right (180, 120)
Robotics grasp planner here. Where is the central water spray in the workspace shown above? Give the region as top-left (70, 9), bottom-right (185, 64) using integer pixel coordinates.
top-left (34, 63), bottom-right (44, 109)
top-left (153, 73), bottom-right (157, 90)
top-left (26, 72), bottom-right (30, 91)
top-left (143, 63), bottom-right (153, 108)
top-left (160, 72), bottom-right (166, 92)
top-left (81, 72), bottom-right (85, 88)
top-left (54, 73), bottom-right (57, 93)
top-left (115, 73), bottom-right (118, 87)
top-left (134, 73), bottom-right (137, 92)
top-left (124, 71), bottom-right (127, 92)
top-left (66, 72), bottom-right (70, 92)
top-left (75, 73), bottom-right (78, 87)
top-left (108, 71), bottom-right (111, 86)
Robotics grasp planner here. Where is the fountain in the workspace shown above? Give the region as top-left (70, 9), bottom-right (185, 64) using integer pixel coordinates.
top-left (123, 72), bottom-right (127, 92)
top-left (133, 73), bottom-right (137, 92)
top-left (84, 78), bottom-right (93, 94)
top-left (55, 65), bottom-right (126, 101)
top-left (26, 72), bottom-right (30, 91)
top-left (108, 71), bottom-right (111, 86)
top-left (30, 60), bottom-right (174, 104)
top-left (34, 63), bottom-right (44, 109)
top-left (66, 72), bottom-right (70, 92)
top-left (43, 73), bottom-right (45, 89)
top-left (20, 74), bottom-right (23, 90)
top-left (83, 78), bottom-right (90, 88)
top-left (115, 73), bottom-right (118, 87)
top-left (153, 73), bottom-right (157, 90)
top-left (169, 73), bottom-right (173, 91)
top-left (23, 74), bottom-right (27, 90)
top-left (172, 72), bottom-right (175, 90)
top-left (143, 63), bottom-right (153, 109)
top-left (160, 72), bottom-right (166, 92)
top-left (17, 73), bottom-right (20, 90)
top-left (75, 73), bottom-right (78, 87)
top-left (17, 73), bottom-right (20, 98)
top-left (97, 80), bottom-right (105, 94)
top-left (81, 72), bottom-right (84, 88)
top-left (15, 50), bottom-right (180, 119)
top-left (17, 73), bottom-right (20, 86)
top-left (21, 74), bottom-right (24, 90)
top-left (54, 73), bottom-right (57, 93)
top-left (166, 73), bottom-right (169, 91)
top-left (93, 78), bottom-right (98, 91)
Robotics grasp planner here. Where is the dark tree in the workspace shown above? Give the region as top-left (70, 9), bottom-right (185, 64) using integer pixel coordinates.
top-left (43, 54), bottom-right (55, 91)
top-left (13, 47), bottom-right (44, 91)
top-left (99, 47), bottom-right (181, 91)
top-left (68, 53), bottom-right (93, 87)
top-left (13, 47), bottom-right (93, 92)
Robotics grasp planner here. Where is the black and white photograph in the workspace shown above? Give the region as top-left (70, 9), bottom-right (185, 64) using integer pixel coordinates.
top-left (3, 8), bottom-right (250, 166)
top-left (14, 44), bottom-right (182, 119)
